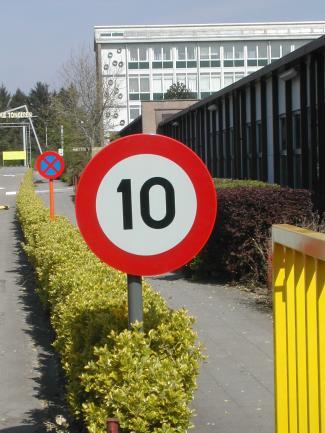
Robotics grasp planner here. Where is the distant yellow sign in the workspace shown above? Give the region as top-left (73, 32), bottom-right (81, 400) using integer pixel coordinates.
top-left (3, 151), bottom-right (26, 161)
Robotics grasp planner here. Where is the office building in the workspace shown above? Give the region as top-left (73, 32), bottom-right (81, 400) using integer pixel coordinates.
top-left (94, 22), bottom-right (325, 135)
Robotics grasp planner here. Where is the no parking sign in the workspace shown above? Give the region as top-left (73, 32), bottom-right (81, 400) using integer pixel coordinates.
top-left (36, 151), bottom-right (64, 180)
top-left (35, 151), bottom-right (65, 220)
top-left (75, 134), bottom-right (217, 276)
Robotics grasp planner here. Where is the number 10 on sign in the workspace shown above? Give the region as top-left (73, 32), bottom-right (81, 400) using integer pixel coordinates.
top-left (75, 134), bottom-right (217, 327)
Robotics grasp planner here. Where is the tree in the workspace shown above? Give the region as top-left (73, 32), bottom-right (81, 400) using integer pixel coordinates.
top-left (56, 46), bottom-right (121, 151)
top-left (164, 82), bottom-right (195, 100)
top-left (28, 82), bottom-right (52, 146)
top-left (9, 88), bottom-right (28, 108)
top-left (0, 84), bottom-right (10, 111)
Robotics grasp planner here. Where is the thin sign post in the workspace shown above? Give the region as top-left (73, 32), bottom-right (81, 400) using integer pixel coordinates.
top-left (49, 178), bottom-right (55, 220)
top-left (75, 134), bottom-right (217, 327)
top-left (36, 151), bottom-right (65, 221)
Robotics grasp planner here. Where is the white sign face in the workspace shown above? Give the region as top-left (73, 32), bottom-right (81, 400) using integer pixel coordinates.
top-left (96, 154), bottom-right (197, 256)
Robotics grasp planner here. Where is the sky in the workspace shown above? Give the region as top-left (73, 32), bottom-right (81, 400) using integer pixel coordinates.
top-left (1, 0), bottom-right (325, 95)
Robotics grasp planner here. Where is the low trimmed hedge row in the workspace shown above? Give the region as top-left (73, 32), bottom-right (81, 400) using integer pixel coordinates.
top-left (189, 184), bottom-right (316, 284)
top-left (17, 171), bottom-right (202, 433)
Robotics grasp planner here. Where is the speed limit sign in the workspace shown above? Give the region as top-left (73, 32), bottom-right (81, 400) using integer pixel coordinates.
top-left (75, 134), bottom-right (217, 276)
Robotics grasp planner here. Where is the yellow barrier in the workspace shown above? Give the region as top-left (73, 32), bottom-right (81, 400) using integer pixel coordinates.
top-left (3, 151), bottom-right (26, 161)
top-left (272, 224), bottom-right (325, 433)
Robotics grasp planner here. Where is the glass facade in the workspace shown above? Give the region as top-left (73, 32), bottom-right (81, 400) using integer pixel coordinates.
top-left (102, 38), bottom-right (312, 128)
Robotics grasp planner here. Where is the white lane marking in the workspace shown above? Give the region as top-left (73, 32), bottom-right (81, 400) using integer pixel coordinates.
top-left (0, 187), bottom-right (5, 190)
top-left (5, 187), bottom-right (72, 196)
top-left (2, 175), bottom-right (15, 177)
top-left (36, 187), bottom-right (73, 194)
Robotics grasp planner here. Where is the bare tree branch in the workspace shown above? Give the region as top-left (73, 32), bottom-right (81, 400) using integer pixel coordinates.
top-left (56, 46), bottom-right (121, 150)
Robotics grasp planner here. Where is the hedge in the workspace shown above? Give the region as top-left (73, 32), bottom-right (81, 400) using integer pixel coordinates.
top-left (189, 185), bottom-right (316, 284)
top-left (17, 171), bottom-right (203, 433)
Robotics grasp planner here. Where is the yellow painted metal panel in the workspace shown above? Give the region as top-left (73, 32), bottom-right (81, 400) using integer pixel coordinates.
top-left (273, 243), bottom-right (289, 433)
top-left (273, 225), bottom-right (325, 433)
top-left (273, 224), bottom-right (325, 261)
top-left (306, 256), bottom-right (320, 433)
top-left (317, 260), bottom-right (325, 433)
top-left (295, 252), bottom-right (308, 433)
top-left (285, 248), bottom-right (298, 433)
top-left (3, 151), bottom-right (26, 161)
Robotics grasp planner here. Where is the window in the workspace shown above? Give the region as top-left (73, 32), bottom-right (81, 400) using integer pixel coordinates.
top-left (200, 75), bottom-right (209, 89)
top-left (177, 44), bottom-right (186, 60)
top-left (140, 76), bottom-right (149, 92)
top-left (270, 42), bottom-right (281, 61)
top-left (234, 44), bottom-right (244, 66)
top-left (293, 112), bottom-right (302, 187)
top-left (281, 41), bottom-right (292, 56)
top-left (235, 73), bottom-right (244, 82)
top-left (223, 43), bottom-right (244, 67)
top-left (256, 122), bottom-right (263, 179)
top-left (176, 44), bottom-right (197, 68)
top-left (129, 75), bottom-right (150, 100)
top-left (199, 73), bottom-right (221, 98)
top-left (224, 74), bottom-right (234, 87)
top-left (175, 73), bottom-right (197, 96)
top-left (163, 45), bottom-right (172, 61)
top-left (257, 43), bottom-right (268, 66)
top-left (187, 74), bottom-right (197, 97)
top-left (129, 47), bottom-right (138, 62)
top-left (279, 116), bottom-right (287, 185)
top-left (129, 77), bottom-right (139, 93)
top-left (130, 107), bottom-right (140, 121)
top-left (163, 75), bottom-right (173, 92)
top-left (153, 75), bottom-right (163, 100)
top-left (187, 44), bottom-right (196, 60)
top-left (247, 42), bottom-right (268, 67)
top-left (211, 74), bottom-right (221, 92)
top-left (246, 124), bottom-right (252, 177)
top-left (176, 74), bottom-right (186, 85)
top-left (224, 44), bottom-right (234, 67)
top-left (199, 44), bottom-right (220, 67)
top-left (128, 46), bottom-right (149, 69)
top-left (152, 45), bottom-right (173, 68)
top-left (200, 46), bottom-right (209, 60)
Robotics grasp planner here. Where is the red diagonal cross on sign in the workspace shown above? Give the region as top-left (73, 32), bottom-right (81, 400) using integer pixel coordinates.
top-left (36, 151), bottom-right (65, 180)
top-left (44, 156), bottom-right (60, 173)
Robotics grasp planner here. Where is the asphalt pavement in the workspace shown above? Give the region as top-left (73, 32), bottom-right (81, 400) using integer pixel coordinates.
top-left (1, 169), bottom-right (275, 433)
top-left (0, 167), bottom-right (71, 433)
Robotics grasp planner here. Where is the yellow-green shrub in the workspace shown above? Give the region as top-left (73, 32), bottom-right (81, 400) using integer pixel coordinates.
top-left (16, 171), bottom-right (202, 433)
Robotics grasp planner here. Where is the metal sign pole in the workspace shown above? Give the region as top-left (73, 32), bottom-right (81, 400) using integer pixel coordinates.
top-left (127, 275), bottom-right (143, 330)
top-left (49, 179), bottom-right (55, 220)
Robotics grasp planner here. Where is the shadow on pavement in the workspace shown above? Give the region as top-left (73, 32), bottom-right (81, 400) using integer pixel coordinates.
top-left (5, 218), bottom-right (81, 432)
top-left (0, 425), bottom-right (44, 433)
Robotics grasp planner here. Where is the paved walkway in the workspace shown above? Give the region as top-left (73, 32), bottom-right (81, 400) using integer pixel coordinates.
top-left (35, 173), bottom-right (275, 433)
top-left (0, 167), bottom-right (70, 433)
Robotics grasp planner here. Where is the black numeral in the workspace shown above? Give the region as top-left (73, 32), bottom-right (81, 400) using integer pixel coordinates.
top-left (117, 179), bottom-right (133, 229)
top-left (117, 177), bottom-right (175, 230)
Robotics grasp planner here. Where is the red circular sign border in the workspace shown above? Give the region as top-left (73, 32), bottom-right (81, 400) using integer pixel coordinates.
top-left (36, 151), bottom-right (65, 180)
top-left (75, 134), bottom-right (217, 276)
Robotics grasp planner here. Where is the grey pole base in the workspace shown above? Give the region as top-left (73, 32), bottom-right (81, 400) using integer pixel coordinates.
top-left (127, 275), bottom-right (143, 329)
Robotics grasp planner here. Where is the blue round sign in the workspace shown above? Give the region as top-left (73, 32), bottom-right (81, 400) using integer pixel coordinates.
top-left (36, 151), bottom-right (65, 180)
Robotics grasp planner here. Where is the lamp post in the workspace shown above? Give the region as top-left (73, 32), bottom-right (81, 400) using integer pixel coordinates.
top-left (45, 122), bottom-right (48, 147)
top-left (60, 125), bottom-right (64, 153)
